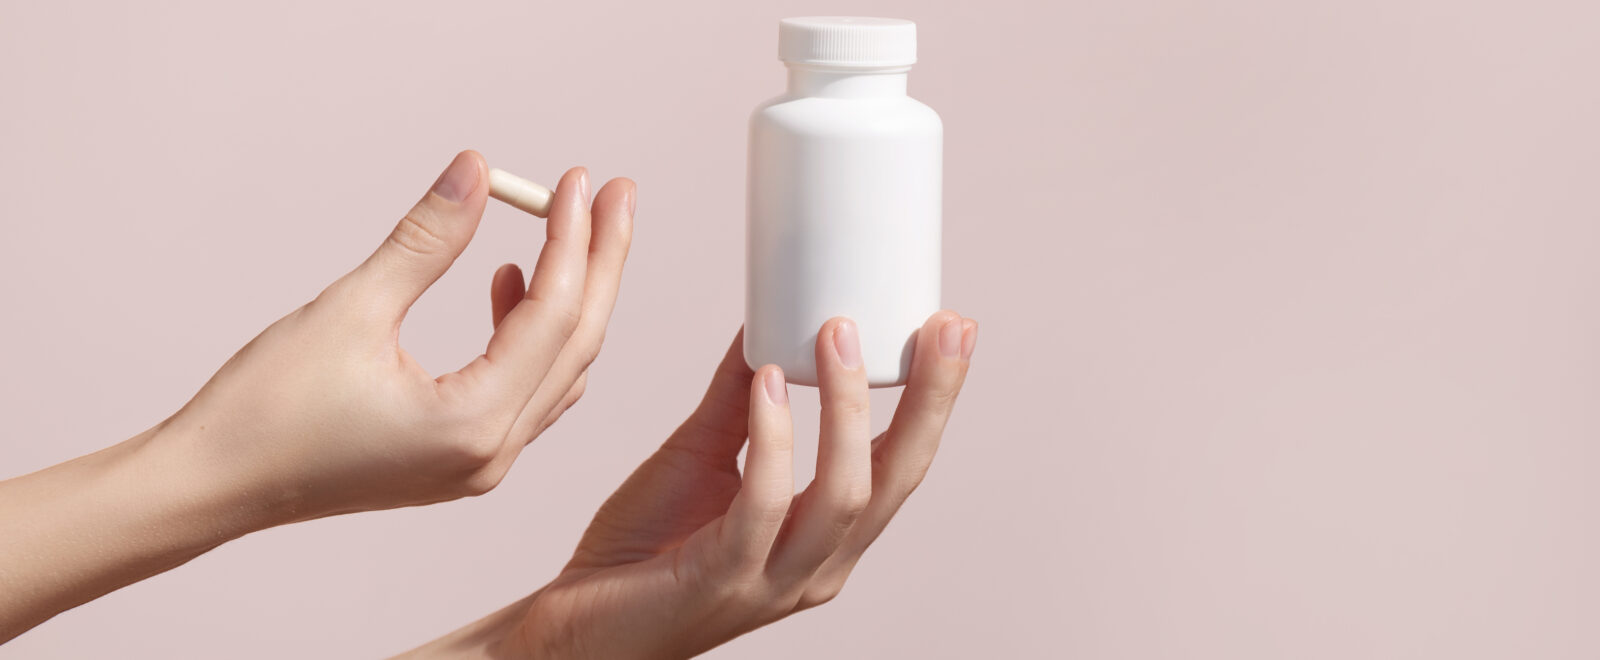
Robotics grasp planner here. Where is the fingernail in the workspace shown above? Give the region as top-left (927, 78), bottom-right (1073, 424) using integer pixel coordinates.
top-left (960, 319), bottom-right (978, 360)
top-left (626, 185), bottom-right (637, 216)
top-left (939, 317), bottom-right (962, 359)
top-left (577, 167), bottom-right (591, 202)
top-left (431, 152), bottom-right (478, 203)
top-left (764, 367), bottom-right (788, 405)
top-left (833, 319), bottom-right (863, 369)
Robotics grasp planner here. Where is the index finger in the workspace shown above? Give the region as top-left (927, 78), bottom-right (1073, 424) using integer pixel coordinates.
top-left (456, 167), bottom-right (593, 406)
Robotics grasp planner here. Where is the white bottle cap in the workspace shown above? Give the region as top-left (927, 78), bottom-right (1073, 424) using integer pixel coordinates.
top-left (778, 17), bottom-right (916, 69)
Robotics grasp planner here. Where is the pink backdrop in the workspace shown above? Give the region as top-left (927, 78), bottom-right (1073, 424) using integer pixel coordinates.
top-left (3, 0), bottom-right (1598, 657)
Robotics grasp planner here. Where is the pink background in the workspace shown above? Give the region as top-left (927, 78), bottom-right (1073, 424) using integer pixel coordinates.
top-left (3, 0), bottom-right (1598, 657)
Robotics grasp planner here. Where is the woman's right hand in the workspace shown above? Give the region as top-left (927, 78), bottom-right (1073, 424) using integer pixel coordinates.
top-left (154, 150), bottom-right (635, 523)
top-left (0, 151), bottom-right (635, 642)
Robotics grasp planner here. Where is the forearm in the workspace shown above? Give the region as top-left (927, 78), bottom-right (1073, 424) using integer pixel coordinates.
top-left (0, 423), bottom-right (279, 642)
top-left (396, 592), bottom-right (539, 660)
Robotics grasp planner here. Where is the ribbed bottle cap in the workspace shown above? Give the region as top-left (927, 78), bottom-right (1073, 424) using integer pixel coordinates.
top-left (778, 17), bottom-right (917, 69)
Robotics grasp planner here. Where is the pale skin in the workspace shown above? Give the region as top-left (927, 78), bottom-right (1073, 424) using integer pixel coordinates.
top-left (0, 151), bottom-right (979, 656)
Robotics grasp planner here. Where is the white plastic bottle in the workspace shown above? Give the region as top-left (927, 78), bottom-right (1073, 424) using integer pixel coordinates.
top-left (744, 16), bottom-right (943, 387)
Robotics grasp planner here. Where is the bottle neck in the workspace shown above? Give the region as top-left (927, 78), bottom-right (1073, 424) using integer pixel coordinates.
top-left (785, 65), bottom-right (909, 99)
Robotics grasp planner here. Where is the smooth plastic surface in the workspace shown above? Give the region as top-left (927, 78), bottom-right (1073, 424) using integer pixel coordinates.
top-left (488, 167), bottom-right (552, 218)
top-left (745, 17), bottom-right (942, 388)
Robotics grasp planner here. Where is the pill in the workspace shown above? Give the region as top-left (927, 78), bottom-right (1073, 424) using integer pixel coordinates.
top-left (488, 167), bottom-right (553, 218)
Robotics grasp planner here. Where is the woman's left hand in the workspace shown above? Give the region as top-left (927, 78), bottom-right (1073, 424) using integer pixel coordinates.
top-left (411, 311), bottom-right (977, 659)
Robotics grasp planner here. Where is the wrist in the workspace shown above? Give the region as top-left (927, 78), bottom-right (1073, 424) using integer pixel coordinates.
top-left (398, 592), bottom-right (541, 659)
top-left (140, 417), bottom-right (300, 538)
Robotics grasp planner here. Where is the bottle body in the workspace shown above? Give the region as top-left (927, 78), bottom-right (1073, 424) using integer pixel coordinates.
top-left (744, 67), bottom-right (943, 387)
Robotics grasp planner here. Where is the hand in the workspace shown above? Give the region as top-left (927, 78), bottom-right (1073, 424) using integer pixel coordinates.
top-left (159, 150), bottom-right (635, 521)
top-left (413, 312), bottom-right (977, 658)
top-left (0, 151), bottom-right (634, 642)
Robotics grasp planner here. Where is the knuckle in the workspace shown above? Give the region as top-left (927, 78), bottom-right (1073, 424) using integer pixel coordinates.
top-left (461, 467), bottom-right (504, 496)
top-left (801, 580), bottom-right (846, 610)
top-left (841, 483), bottom-right (873, 518)
top-left (755, 499), bottom-right (791, 528)
top-left (794, 588), bottom-right (832, 611)
top-left (889, 469), bottom-right (929, 501)
top-left (721, 581), bottom-right (771, 615)
top-left (730, 583), bottom-right (796, 623)
top-left (814, 484), bottom-right (870, 539)
top-left (387, 212), bottom-right (449, 257)
top-left (573, 342), bottom-right (601, 371)
top-left (554, 305), bottom-right (582, 338)
top-left (875, 446), bottom-right (937, 501)
top-left (828, 393), bottom-right (870, 419)
top-left (723, 538), bottom-right (768, 572)
top-left (766, 431), bottom-right (795, 454)
top-left (449, 433), bottom-right (502, 470)
top-left (715, 530), bottom-right (776, 576)
top-left (704, 553), bottom-right (762, 598)
top-left (924, 385), bottom-right (962, 410)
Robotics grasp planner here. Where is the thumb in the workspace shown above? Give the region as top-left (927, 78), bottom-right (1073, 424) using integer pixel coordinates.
top-left (346, 150), bottom-right (489, 322)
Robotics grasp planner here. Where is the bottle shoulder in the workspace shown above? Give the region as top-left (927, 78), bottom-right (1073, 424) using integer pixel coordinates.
top-left (749, 94), bottom-right (942, 136)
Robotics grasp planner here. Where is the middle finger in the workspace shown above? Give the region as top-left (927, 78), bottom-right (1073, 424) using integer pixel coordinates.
top-left (767, 317), bottom-right (873, 581)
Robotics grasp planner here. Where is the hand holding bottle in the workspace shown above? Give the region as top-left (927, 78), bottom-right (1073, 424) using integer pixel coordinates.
top-left (407, 312), bottom-right (977, 659)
